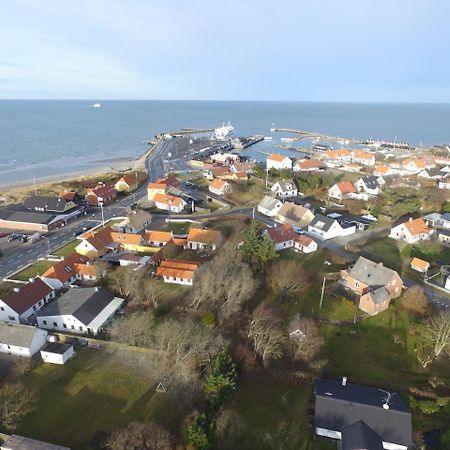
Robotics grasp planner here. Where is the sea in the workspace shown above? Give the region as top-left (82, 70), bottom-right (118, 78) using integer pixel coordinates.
top-left (1, 100), bottom-right (450, 187)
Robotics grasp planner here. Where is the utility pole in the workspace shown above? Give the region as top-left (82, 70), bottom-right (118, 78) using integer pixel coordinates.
top-left (33, 177), bottom-right (37, 196)
top-left (265, 166), bottom-right (269, 189)
top-left (252, 206), bottom-right (255, 220)
top-left (319, 275), bottom-right (326, 310)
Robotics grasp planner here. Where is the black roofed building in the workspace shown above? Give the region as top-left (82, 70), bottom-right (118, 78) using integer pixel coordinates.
top-left (36, 287), bottom-right (124, 335)
top-left (354, 176), bottom-right (384, 196)
top-left (23, 195), bottom-right (78, 213)
top-left (315, 378), bottom-right (412, 450)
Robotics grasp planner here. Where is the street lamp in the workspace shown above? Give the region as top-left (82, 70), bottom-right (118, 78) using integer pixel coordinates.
top-left (99, 201), bottom-right (105, 227)
top-left (43, 236), bottom-right (51, 254)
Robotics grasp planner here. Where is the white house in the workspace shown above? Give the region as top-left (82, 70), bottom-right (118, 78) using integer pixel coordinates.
top-left (270, 179), bottom-right (298, 198)
top-left (209, 178), bottom-right (231, 196)
top-left (156, 259), bottom-right (199, 285)
top-left (153, 193), bottom-right (186, 213)
top-left (266, 224), bottom-right (297, 251)
top-left (438, 177), bottom-right (450, 190)
top-left (185, 228), bottom-right (222, 251)
top-left (354, 175), bottom-right (384, 196)
top-left (0, 322), bottom-right (47, 357)
top-left (0, 277), bottom-right (55, 324)
top-left (418, 167), bottom-right (443, 180)
top-left (389, 217), bottom-right (433, 244)
top-left (308, 214), bottom-right (356, 240)
top-left (40, 342), bottom-right (75, 365)
top-left (36, 287), bottom-right (124, 335)
top-left (351, 150), bottom-right (375, 166)
top-left (266, 153), bottom-right (292, 170)
top-left (373, 165), bottom-right (394, 177)
top-left (257, 195), bottom-right (283, 217)
top-left (294, 235), bottom-right (318, 253)
top-left (328, 182), bottom-right (356, 200)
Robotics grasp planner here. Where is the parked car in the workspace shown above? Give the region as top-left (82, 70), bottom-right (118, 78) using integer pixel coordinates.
top-left (19, 234), bottom-right (29, 243)
top-left (8, 233), bottom-right (20, 241)
top-left (0, 232), bottom-right (9, 238)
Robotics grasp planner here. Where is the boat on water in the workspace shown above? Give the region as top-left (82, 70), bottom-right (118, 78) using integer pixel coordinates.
top-left (212, 122), bottom-right (234, 141)
top-left (93, 103), bottom-right (101, 108)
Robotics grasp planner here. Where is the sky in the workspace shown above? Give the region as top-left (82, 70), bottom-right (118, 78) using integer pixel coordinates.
top-left (1, 0), bottom-right (450, 101)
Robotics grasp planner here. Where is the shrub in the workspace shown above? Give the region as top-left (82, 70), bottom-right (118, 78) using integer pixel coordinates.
top-left (185, 413), bottom-right (211, 450)
top-left (418, 399), bottom-right (440, 415)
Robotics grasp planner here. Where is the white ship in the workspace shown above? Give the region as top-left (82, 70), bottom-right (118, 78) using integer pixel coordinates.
top-left (212, 121), bottom-right (234, 141)
top-left (93, 103), bottom-right (101, 108)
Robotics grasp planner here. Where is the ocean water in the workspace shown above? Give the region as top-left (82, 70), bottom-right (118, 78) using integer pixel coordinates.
top-left (1, 100), bottom-right (450, 187)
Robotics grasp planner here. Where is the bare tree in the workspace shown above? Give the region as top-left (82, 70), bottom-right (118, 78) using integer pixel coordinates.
top-left (400, 285), bottom-right (431, 316)
top-left (215, 409), bottom-right (246, 450)
top-left (415, 332), bottom-right (434, 369)
top-left (108, 266), bottom-right (142, 298)
top-left (267, 260), bottom-right (310, 300)
top-left (0, 383), bottom-right (36, 431)
top-left (106, 422), bottom-right (173, 450)
top-left (130, 277), bottom-right (159, 309)
top-left (108, 313), bottom-right (153, 347)
top-left (10, 358), bottom-right (34, 377)
top-left (248, 304), bottom-right (285, 364)
top-left (288, 315), bottom-right (323, 363)
top-left (421, 312), bottom-right (450, 358)
top-left (152, 317), bottom-right (225, 366)
top-left (93, 260), bottom-right (109, 280)
top-left (191, 244), bottom-right (258, 318)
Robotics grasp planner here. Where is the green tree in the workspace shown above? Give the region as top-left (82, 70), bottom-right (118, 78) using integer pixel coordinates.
top-left (185, 413), bottom-right (211, 450)
top-left (242, 220), bottom-right (278, 267)
top-left (204, 351), bottom-right (237, 410)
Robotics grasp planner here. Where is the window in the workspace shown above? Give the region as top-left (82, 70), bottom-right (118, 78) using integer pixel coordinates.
top-left (8, 316), bottom-right (15, 321)
top-left (43, 320), bottom-right (47, 325)
top-left (355, 282), bottom-right (360, 288)
top-left (71, 325), bottom-right (75, 330)
top-left (33, 305), bottom-right (37, 311)
top-left (79, 326), bottom-right (83, 331)
top-left (53, 322), bottom-right (57, 327)
top-left (63, 324), bottom-right (67, 328)
top-left (0, 307), bottom-right (4, 311)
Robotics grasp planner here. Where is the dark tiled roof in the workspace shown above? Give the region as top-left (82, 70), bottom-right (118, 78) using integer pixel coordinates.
top-left (361, 176), bottom-right (379, 190)
top-left (348, 257), bottom-right (398, 288)
top-left (309, 214), bottom-right (337, 232)
top-left (24, 195), bottom-right (75, 213)
top-left (36, 287), bottom-right (116, 326)
top-left (341, 421), bottom-right (384, 450)
top-left (315, 379), bottom-right (412, 448)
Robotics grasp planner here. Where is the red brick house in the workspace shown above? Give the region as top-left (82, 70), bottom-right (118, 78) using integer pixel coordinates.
top-left (86, 184), bottom-right (118, 206)
top-left (340, 256), bottom-right (403, 316)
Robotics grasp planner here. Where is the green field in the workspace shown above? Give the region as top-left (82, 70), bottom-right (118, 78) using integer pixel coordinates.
top-left (17, 348), bottom-right (186, 450)
top-left (53, 239), bottom-right (80, 257)
top-left (13, 260), bottom-right (55, 281)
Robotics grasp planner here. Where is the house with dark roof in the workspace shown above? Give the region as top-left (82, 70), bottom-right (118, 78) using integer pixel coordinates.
top-left (0, 277), bottom-right (55, 323)
top-left (0, 322), bottom-right (48, 357)
top-left (23, 195), bottom-right (78, 213)
top-left (116, 209), bottom-right (152, 234)
top-left (315, 378), bottom-right (412, 450)
top-left (308, 214), bottom-right (356, 240)
top-left (418, 167), bottom-right (444, 180)
top-left (270, 179), bottom-right (298, 198)
top-left (340, 256), bottom-right (403, 316)
top-left (36, 287), bottom-right (124, 335)
top-left (354, 176), bottom-right (385, 196)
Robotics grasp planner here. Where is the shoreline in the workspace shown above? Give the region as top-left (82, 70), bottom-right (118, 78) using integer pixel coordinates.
top-left (0, 136), bottom-right (161, 203)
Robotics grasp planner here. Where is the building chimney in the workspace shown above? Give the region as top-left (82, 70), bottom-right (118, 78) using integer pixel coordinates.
top-left (94, 287), bottom-right (99, 292)
top-left (409, 217), bottom-right (413, 222)
top-left (13, 287), bottom-right (20, 293)
top-left (342, 377), bottom-right (347, 386)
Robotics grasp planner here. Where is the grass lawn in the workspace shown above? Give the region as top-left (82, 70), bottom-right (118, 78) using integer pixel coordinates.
top-left (360, 237), bottom-right (403, 272)
top-left (226, 179), bottom-right (268, 207)
top-left (154, 279), bottom-right (190, 306)
top-left (13, 260), bottom-right (55, 281)
top-left (53, 239), bottom-right (79, 257)
top-left (17, 348), bottom-right (187, 450)
top-left (233, 379), bottom-right (335, 450)
top-left (162, 221), bottom-right (191, 235)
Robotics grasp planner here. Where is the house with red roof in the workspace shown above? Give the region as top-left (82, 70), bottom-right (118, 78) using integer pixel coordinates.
top-left (266, 153), bottom-right (292, 170)
top-left (0, 277), bottom-right (55, 323)
top-left (209, 178), bottom-right (231, 196)
top-left (115, 174), bottom-right (138, 192)
top-left (293, 159), bottom-right (325, 172)
top-left (389, 217), bottom-right (433, 244)
top-left (351, 150), bottom-right (375, 166)
top-left (156, 260), bottom-right (199, 285)
top-left (266, 224), bottom-right (297, 251)
top-left (294, 234), bottom-right (318, 253)
top-left (328, 182), bottom-right (356, 200)
top-left (86, 184), bottom-right (117, 206)
top-left (41, 252), bottom-right (92, 289)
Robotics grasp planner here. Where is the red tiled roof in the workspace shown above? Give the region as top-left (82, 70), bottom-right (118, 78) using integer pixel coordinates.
top-left (268, 153), bottom-right (289, 162)
top-left (403, 218), bottom-right (432, 236)
top-left (42, 252), bottom-right (90, 283)
top-left (88, 184), bottom-right (116, 198)
top-left (267, 224), bottom-right (297, 243)
top-left (3, 278), bottom-right (53, 314)
top-left (336, 181), bottom-right (356, 194)
top-left (295, 234), bottom-right (314, 247)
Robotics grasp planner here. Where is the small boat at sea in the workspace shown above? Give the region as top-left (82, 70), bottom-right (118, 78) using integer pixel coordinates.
top-left (93, 103), bottom-right (101, 108)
